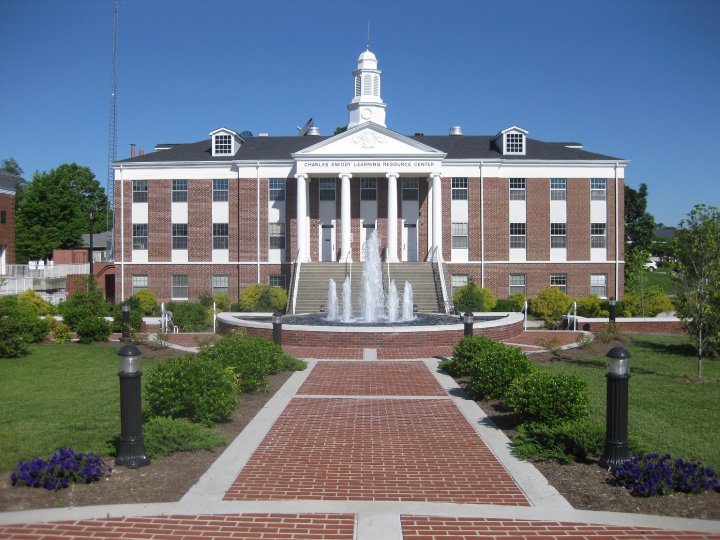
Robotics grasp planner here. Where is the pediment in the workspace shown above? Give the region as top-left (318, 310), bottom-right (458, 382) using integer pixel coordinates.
top-left (293, 123), bottom-right (445, 159)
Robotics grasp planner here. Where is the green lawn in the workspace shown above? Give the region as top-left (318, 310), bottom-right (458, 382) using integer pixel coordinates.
top-left (537, 334), bottom-right (719, 469)
top-left (643, 270), bottom-right (680, 296)
top-left (0, 343), bottom-right (160, 472)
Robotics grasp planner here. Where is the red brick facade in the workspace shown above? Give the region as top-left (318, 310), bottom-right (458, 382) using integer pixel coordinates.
top-left (0, 192), bottom-right (16, 264)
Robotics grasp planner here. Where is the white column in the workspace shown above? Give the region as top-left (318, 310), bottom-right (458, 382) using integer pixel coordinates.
top-left (431, 172), bottom-right (443, 261)
top-left (386, 172), bottom-right (399, 262)
top-left (340, 173), bottom-right (352, 262)
top-left (295, 173), bottom-right (309, 262)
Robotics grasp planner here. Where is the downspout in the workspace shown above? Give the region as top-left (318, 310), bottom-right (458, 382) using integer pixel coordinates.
top-left (236, 163), bottom-right (241, 297)
top-left (480, 162), bottom-right (485, 288)
top-left (119, 165), bottom-right (125, 301)
top-left (256, 163), bottom-right (260, 284)
top-left (614, 163), bottom-right (620, 300)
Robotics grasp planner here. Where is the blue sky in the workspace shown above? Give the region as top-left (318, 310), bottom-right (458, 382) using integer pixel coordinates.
top-left (2, 0), bottom-right (718, 227)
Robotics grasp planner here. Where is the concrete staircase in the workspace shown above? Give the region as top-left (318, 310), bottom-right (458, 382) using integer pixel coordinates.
top-left (293, 261), bottom-right (442, 314)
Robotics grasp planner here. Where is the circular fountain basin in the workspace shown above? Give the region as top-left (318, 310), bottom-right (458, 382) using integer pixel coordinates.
top-left (216, 311), bottom-right (525, 359)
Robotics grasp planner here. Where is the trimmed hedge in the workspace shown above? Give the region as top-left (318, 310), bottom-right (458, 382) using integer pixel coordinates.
top-left (506, 371), bottom-right (590, 424)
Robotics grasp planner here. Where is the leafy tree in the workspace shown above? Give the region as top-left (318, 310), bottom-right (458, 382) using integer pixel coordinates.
top-left (672, 205), bottom-right (720, 378)
top-left (625, 183), bottom-right (656, 252)
top-left (1, 157), bottom-right (23, 176)
top-left (15, 163), bottom-right (109, 263)
top-left (452, 279), bottom-right (497, 312)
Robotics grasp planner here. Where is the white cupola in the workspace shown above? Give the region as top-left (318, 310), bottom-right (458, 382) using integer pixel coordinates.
top-left (347, 49), bottom-right (387, 128)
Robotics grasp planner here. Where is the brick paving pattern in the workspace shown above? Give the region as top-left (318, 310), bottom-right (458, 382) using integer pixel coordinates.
top-left (223, 397), bottom-right (529, 505)
top-left (0, 514), bottom-right (356, 540)
top-left (298, 361), bottom-right (447, 396)
top-left (401, 516), bottom-right (720, 539)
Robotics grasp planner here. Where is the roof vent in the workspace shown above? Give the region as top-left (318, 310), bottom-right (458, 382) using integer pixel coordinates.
top-left (449, 126), bottom-right (463, 136)
top-left (306, 126), bottom-right (321, 136)
top-left (258, 133), bottom-right (269, 137)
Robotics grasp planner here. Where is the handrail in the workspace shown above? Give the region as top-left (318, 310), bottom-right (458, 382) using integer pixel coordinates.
top-left (344, 250), bottom-right (352, 281)
top-left (436, 250), bottom-right (450, 314)
top-left (385, 247), bottom-right (391, 289)
top-left (523, 300), bottom-right (528, 331)
top-left (566, 301), bottom-right (577, 331)
top-left (288, 248), bottom-right (301, 315)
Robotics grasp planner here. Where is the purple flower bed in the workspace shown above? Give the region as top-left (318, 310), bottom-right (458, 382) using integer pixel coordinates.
top-left (10, 447), bottom-right (112, 491)
top-left (612, 453), bottom-right (718, 497)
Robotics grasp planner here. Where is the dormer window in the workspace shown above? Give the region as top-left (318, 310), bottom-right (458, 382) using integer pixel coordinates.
top-left (210, 128), bottom-right (241, 157)
top-left (497, 126), bottom-right (528, 156)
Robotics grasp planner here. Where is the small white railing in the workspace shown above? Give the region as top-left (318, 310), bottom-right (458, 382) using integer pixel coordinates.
top-left (0, 262), bottom-right (89, 279)
top-left (523, 300), bottom-right (529, 331)
top-left (566, 301), bottom-right (577, 331)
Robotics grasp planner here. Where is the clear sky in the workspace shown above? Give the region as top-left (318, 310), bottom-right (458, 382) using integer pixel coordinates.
top-left (2, 0), bottom-right (718, 227)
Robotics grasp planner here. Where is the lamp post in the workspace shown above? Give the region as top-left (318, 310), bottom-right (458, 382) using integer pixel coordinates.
top-left (116, 344), bottom-right (150, 468)
top-left (88, 208), bottom-right (95, 277)
top-left (609, 296), bottom-right (617, 324)
top-left (272, 311), bottom-right (283, 346)
top-left (599, 346), bottom-right (631, 468)
top-left (464, 311), bottom-right (474, 337)
top-left (120, 304), bottom-right (131, 342)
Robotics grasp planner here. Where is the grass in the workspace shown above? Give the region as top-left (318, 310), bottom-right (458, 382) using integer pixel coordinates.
top-left (643, 270), bottom-right (680, 296)
top-left (537, 334), bottom-right (719, 469)
top-left (0, 343), bottom-right (160, 472)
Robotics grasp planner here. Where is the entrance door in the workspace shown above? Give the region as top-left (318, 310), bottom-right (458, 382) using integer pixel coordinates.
top-left (404, 223), bottom-right (418, 261)
top-left (321, 224), bottom-right (333, 261)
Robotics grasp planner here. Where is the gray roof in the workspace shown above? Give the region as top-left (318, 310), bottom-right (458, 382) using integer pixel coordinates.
top-left (117, 133), bottom-right (623, 165)
top-left (0, 168), bottom-right (24, 192)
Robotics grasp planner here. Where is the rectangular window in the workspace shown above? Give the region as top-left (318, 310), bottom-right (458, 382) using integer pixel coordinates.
top-left (319, 179), bottom-right (336, 201)
top-left (591, 178), bottom-right (607, 201)
top-left (451, 177), bottom-right (468, 200)
top-left (132, 275), bottom-right (148, 295)
top-left (591, 274), bottom-right (607, 297)
top-left (132, 180), bottom-right (148, 203)
top-left (213, 179), bottom-right (229, 202)
top-left (591, 222), bottom-right (607, 248)
top-left (510, 222), bottom-right (526, 248)
top-left (509, 178), bottom-right (526, 201)
top-left (509, 274), bottom-right (526, 296)
top-left (402, 178), bottom-right (418, 200)
top-left (269, 222), bottom-right (286, 249)
top-left (550, 178), bottom-right (567, 201)
top-left (132, 224), bottom-right (148, 250)
top-left (550, 273), bottom-right (567, 293)
top-left (505, 132), bottom-right (524, 154)
top-left (0, 210), bottom-right (6, 224)
top-left (551, 222), bottom-right (567, 248)
top-left (451, 274), bottom-right (468, 297)
top-left (213, 223), bottom-right (229, 249)
top-left (212, 275), bottom-right (229, 295)
top-left (269, 178), bottom-right (285, 201)
top-left (451, 222), bottom-right (468, 248)
top-left (269, 275), bottom-right (286, 288)
top-left (172, 274), bottom-right (188, 300)
top-left (172, 179), bottom-right (188, 202)
top-left (214, 134), bottom-right (232, 155)
top-left (360, 178), bottom-right (377, 201)
top-left (172, 223), bottom-right (188, 250)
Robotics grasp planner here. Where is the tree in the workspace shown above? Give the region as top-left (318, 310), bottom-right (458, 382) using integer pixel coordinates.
top-left (15, 163), bottom-right (109, 263)
top-left (672, 205), bottom-right (720, 379)
top-left (1, 157), bottom-right (24, 176)
top-left (625, 183), bottom-right (656, 253)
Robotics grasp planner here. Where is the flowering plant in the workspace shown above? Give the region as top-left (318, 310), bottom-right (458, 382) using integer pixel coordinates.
top-left (10, 447), bottom-right (112, 491)
top-left (611, 453), bottom-right (718, 497)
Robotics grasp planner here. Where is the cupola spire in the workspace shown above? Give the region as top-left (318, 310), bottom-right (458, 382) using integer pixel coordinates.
top-left (347, 47), bottom-right (387, 128)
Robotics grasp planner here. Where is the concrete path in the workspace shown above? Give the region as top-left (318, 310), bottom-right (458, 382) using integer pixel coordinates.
top-left (1, 357), bottom-right (719, 539)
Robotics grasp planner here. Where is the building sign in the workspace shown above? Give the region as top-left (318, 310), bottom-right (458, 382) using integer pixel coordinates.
top-left (297, 159), bottom-right (441, 175)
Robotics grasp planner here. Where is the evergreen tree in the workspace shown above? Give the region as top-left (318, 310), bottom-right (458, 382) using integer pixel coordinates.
top-left (624, 183), bottom-right (656, 252)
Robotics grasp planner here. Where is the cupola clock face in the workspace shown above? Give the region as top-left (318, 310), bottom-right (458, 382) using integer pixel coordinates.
top-left (361, 108), bottom-right (373, 120)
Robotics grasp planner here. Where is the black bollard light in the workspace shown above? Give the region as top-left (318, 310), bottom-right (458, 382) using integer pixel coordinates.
top-left (609, 296), bottom-right (617, 324)
top-left (272, 311), bottom-right (283, 346)
top-left (116, 344), bottom-right (150, 468)
top-left (120, 304), bottom-right (131, 342)
top-left (599, 346), bottom-right (631, 468)
top-left (464, 311), bottom-right (474, 337)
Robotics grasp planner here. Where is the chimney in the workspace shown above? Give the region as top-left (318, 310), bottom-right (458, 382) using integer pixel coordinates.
top-left (130, 144), bottom-right (136, 158)
top-left (449, 126), bottom-right (463, 136)
top-left (139, 149), bottom-right (144, 156)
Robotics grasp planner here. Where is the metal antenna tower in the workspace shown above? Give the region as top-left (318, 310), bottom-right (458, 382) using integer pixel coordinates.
top-left (106, 0), bottom-right (119, 239)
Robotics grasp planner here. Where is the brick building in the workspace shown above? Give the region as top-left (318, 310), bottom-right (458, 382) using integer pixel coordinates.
top-left (0, 168), bottom-right (22, 270)
top-left (114, 49), bottom-right (625, 307)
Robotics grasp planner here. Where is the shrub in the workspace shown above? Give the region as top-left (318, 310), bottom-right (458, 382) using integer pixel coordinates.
top-left (238, 284), bottom-right (287, 312)
top-left (282, 354), bottom-right (308, 372)
top-left (465, 343), bottom-right (535, 400)
top-left (530, 287), bottom-right (573, 326)
top-left (134, 289), bottom-right (158, 316)
top-left (17, 290), bottom-right (55, 315)
top-left (10, 447), bottom-right (111, 490)
top-left (506, 371), bottom-right (590, 424)
top-left (142, 417), bottom-right (225, 458)
top-left (197, 333), bottom-right (286, 392)
top-left (507, 292), bottom-right (528, 312)
top-left (452, 280), bottom-right (497, 313)
top-left (575, 295), bottom-right (606, 318)
top-left (52, 322), bottom-right (73, 343)
top-left (611, 453), bottom-right (719, 496)
top-left (0, 297), bottom-right (50, 357)
top-left (441, 335), bottom-right (498, 377)
top-left (512, 419), bottom-right (605, 463)
top-left (111, 300), bottom-right (144, 333)
top-left (623, 287), bottom-right (675, 317)
top-left (164, 302), bottom-right (210, 332)
top-left (76, 316), bottom-right (111, 344)
top-left (59, 288), bottom-right (109, 331)
top-left (145, 355), bottom-right (239, 426)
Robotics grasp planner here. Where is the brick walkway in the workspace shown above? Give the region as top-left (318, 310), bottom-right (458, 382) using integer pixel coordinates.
top-left (1, 357), bottom-right (718, 539)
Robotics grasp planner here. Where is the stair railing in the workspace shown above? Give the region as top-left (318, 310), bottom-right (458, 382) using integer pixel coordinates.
top-left (288, 248), bottom-right (301, 314)
top-left (566, 300), bottom-right (577, 331)
top-left (431, 247), bottom-right (451, 314)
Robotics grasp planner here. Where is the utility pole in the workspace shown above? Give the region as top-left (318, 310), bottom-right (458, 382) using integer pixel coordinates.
top-left (106, 0), bottom-right (119, 253)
